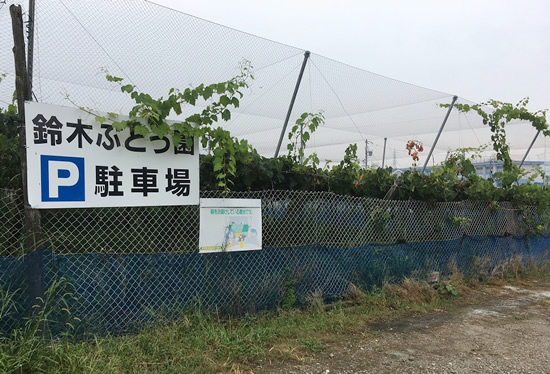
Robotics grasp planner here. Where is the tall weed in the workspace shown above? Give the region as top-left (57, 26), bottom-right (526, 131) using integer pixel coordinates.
top-left (0, 277), bottom-right (83, 373)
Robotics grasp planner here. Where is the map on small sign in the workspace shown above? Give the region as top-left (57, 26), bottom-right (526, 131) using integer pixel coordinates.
top-left (199, 199), bottom-right (262, 253)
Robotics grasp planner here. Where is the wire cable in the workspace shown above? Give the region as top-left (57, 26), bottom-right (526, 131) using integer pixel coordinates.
top-left (462, 111), bottom-right (482, 146)
top-left (229, 61), bottom-right (302, 124)
top-left (309, 58), bottom-right (365, 141)
top-left (57, 0), bottom-right (137, 86)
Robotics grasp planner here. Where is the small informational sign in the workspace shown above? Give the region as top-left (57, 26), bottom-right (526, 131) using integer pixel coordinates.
top-left (199, 198), bottom-right (262, 253)
top-left (25, 102), bottom-right (199, 208)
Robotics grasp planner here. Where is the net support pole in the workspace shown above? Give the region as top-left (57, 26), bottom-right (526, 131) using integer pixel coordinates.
top-left (422, 95), bottom-right (457, 173)
top-left (27, 0), bottom-right (35, 97)
top-left (519, 130), bottom-right (541, 168)
top-left (382, 137), bottom-right (387, 168)
top-left (274, 51), bottom-right (310, 158)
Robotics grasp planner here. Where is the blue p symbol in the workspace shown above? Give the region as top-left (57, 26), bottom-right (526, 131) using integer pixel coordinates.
top-left (41, 155), bottom-right (85, 202)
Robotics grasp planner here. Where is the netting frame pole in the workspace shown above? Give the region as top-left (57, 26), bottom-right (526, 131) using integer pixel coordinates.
top-left (519, 130), bottom-right (541, 169)
top-left (274, 50), bottom-right (310, 158)
top-left (422, 95), bottom-right (457, 173)
top-left (11, 4), bottom-right (44, 311)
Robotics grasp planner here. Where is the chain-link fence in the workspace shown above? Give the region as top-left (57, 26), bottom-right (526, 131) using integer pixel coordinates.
top-left (2, 0), bottom-right (550, 341)
top-left (1, 188), bottom-right (550, 336)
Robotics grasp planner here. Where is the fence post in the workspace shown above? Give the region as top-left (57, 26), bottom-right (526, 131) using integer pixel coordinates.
top-left (10, 4), bottom-right (44, 309)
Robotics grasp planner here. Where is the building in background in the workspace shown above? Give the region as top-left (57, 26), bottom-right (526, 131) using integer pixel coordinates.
top-left (422, 159), bottom-right (550, 185)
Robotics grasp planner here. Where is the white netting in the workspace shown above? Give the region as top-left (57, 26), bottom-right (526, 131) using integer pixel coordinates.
top-left (0, 0), bottom-right (546, 168)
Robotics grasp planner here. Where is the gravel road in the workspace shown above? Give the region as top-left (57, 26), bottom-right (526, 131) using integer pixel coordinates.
top-left (258, 282), bottom-right (550, 374)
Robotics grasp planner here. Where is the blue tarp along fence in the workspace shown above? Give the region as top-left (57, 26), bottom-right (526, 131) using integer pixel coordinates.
top-left (1, 234), bottom-right (549, 336)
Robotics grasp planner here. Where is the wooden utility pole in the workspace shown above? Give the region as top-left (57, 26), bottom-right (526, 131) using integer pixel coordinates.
top-left (11, 4), bottom-right (44, 307)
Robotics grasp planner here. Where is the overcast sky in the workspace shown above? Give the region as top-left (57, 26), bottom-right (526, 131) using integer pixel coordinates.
top-left (153, 0), bottom-right (550, 112)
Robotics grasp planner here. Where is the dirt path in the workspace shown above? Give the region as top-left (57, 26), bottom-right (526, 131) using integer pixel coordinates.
top-left (259, 282), bottom-right (550, 374)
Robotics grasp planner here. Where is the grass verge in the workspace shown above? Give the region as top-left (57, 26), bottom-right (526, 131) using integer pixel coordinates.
top-left (66, 285), bottom-right (454, 374)
top-left (1, 255), bottom-right (549, 374)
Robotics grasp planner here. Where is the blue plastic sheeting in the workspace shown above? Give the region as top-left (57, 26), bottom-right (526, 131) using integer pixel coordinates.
top-left (1, 235), bottom-right (549, 336)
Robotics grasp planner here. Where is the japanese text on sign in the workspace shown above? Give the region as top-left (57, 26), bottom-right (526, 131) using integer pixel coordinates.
top-left (25, 102), bottom-right (199, 208)
top-left (210, 208), bottom-right (253, 215)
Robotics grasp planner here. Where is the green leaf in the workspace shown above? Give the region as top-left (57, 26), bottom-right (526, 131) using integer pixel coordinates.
top-left (106, 74), bottom-right (123, 82)
top-left (95, 116), bottom-right (106, 124)
top-left (7, 104), bottom-right (17, 114)
top-left (203, 86), bottom-right (214, 100)
top-left (112, 121), bottom-right (127, 131)
top-left (173, 102), bottom-right (182, 115)
top-left (213, 160), bottom-right (223, 172)
top-left (221, 109), bottom-right (231, 121)
top-left (220, 95), bottom-right (231, 107)
top-left (121, 84), bottom-right (134, 93)
top-left (172, 132), bottom-right (182, 146)
top-left (134, 124), bottom-right (150, 137)
top-left (187, 114), bottom-right (201, 125)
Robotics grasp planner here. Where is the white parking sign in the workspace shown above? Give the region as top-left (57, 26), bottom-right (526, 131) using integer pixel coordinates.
top-left (25, 102), bottom-right (199, 208)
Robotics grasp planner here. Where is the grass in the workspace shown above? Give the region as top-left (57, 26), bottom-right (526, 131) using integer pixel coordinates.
top-left (298, 337), bottom-right (325, 352)
top-left (0, 277), bottom-right (82, 374)
top-left (1, 256), bottom-right (549, 374)
top-left (512, 313), bottom-right (528, 320)
top-left (66, 287), bottom-right (451, 373)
